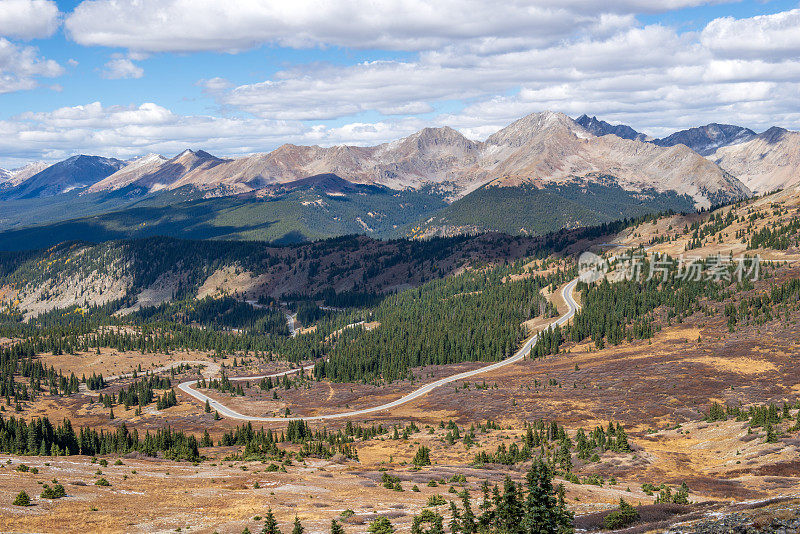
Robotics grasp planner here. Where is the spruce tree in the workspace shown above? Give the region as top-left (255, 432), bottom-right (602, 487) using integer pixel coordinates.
top-left (522, 457), bottom-right (573, 533)
top-left (367, 516), bottom-right (394, 534)
top-left (411, 509), bottom-right (444, 534)
top-left (459, 489), bottom-right (477, 534)
top-left (262, 509), bottom-right (281, 534)
top-left (330, 519), bottom-right (344, 534)
top-left (292, 516), bottom-right (304, 534)
top-left (412, 445), bottom-right (431, 466)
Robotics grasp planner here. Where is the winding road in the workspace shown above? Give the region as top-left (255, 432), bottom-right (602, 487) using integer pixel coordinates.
top-left (177, 276), bottom-right (581, 422)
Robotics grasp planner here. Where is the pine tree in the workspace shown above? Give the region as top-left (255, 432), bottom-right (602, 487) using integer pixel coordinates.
top-left (411, 509), bottom-right (444, 534)
top-left (522, 457), bottom-right (573, 533)
top-left (412, 445), bottom-right (431, 466)
top-left (367, 516), bottom-right (395, 534)
top-left (459, 489), bottom-right (477, 533)
top-left (765, 422), bottom-right (778, 443)
top-left (449, 501), bottom-right (462, 534)
top-left (616, 425), bottom-right (630, 452)
top-left (200, 429), bottom-right (213, 447)
top-left (262, 509), bottom-right (281, 534)
top-left (205, 399), bottom-right (211, 413)
top-left (292, 516), bottom-right (304, 534)
top-left (496, 477), bottom-right (522, 534)
top-left (330, 519), bottom-right (345, 534)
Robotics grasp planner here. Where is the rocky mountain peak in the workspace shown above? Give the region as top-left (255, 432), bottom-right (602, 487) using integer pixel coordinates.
top-left (575, 114), bottom-right (646, 141)
top-left (654, 123), bottom-right (756, 155)
top-left (485, 111), bottom-right (590, 148)
top-left (759, 126), bottom-right (789, 144)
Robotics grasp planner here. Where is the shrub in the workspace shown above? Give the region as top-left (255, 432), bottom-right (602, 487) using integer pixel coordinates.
top-left (41, 484), bottom-right (67, 499)
top-left (412, 446), bottom-right (431, 467)
top-left (95, 478), bottom-right (111, 486)
top-left (13, 491), bottom-right (31, 506)
top-left (602, 499), bottom-right (639, 530)
top-left (426, 494), bottom-right (447, 507)
top-left (367, 516), bottom-right (394, 534)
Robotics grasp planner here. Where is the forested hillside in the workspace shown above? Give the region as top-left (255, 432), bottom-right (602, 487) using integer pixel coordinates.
top-left (0, 219), bottom-right (634, 317)
top-left (0, 180), bottom-right (447, 250)
top-left (417, 181), bottom-right (696, 237)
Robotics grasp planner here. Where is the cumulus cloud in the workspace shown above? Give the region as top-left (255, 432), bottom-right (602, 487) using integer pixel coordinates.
top-left (0, 37), bottom-right (63, 93)
top-left (101, 58), bottom-right (144, 79)
top-left (702, 8), bottom-right (800, 61)
top-left (64, 0), bottom-right (724, 54)
top-left (214, 25), bottom-right (700, 121)
top-left (200, 8), bottom-right (800, 136)
top-left (6, 2), bottom-right (800, 164)
top-left (0, 0), bottom-right (60, 40)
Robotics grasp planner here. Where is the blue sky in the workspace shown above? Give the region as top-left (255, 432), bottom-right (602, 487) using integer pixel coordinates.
top-left (1, 0), bottom-right (799, 167)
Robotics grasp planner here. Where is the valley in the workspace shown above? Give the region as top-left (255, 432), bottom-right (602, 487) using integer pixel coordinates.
top-left (1, 184), bottom-right (800, 532)
top-left (5, 1), bottom-right (800, 531)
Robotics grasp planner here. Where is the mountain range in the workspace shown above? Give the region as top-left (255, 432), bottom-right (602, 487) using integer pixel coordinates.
top-left (0, 110), bottom-right (797, 249)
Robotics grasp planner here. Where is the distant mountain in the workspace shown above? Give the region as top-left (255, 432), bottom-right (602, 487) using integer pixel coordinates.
top-left (710, 126), bottom-right (800, 193)
top-left (0, 162), bottom-right (51, 190)
top-left (262, 172), bottom-right (372, 195)
top-left (418, 180), bottom-right (697, 238)
top-left (0, 111), bottom-right (763, 249)
top-left (47, 113), bottom-right (748, 210)
top-left (477, 111), bottom-right (748, 208)
top-left (653, 123), bottom-right (756, 156)
top-left (3, 155), bottom-right (124, 199)
top-left (87, 153), bottom-right (168, 193)
top-left (175, 112), bottom-right (743, 208)
top-left (575, 114), bottom-right (647, 141)
top-left (88, 150), bottom-right (224, 194)
top-left (160, 126), bottom-right (483, 196)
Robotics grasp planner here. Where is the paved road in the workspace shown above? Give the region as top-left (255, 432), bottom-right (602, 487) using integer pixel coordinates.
top-left (177, 277), bottom-right (581, 422)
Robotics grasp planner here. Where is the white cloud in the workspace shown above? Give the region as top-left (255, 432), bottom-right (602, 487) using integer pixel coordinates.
top-left (702, 8), bottom-right (800, 59)
top-left (0, 0), bottom-right (60, 39)
top-left (214, 25), bottom-right (699, 121)
top-left (7, 1), bottom-right (800, 165)
top-left (64, 0), bottom-right (729, 54)
top-left (0, 101), bottom-right (426, 166)
top-left (63, 0), bottom-right (565, 52)
top-left (196, 9), bottom-right (800, 137)
top-left (0, 37), bottom-right (63, 93)
top-left (101, 58), bottom-right (143, 79)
